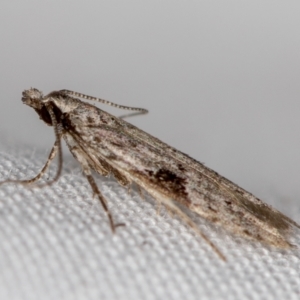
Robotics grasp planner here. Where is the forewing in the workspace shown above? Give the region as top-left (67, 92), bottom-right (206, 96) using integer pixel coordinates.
top-left (63, 103), bottom-right (299, 247)
top-left (120, 115), bottom-right (300, 230)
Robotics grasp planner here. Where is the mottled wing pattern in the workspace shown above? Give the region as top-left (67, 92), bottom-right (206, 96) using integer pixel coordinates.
top-left (62, 101), bottom-right (299, 248)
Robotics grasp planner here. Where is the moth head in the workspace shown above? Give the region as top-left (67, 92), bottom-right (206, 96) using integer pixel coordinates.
top-left (22, 88), bottom-right (44, 110)
top-left (22, 88), bottom-right (56, 126)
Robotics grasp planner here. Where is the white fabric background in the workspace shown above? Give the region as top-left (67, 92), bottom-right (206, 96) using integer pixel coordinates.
top-left (0, 139), bottom-right (300, 300)
top-left (1, 1), bottom-right (300, 299)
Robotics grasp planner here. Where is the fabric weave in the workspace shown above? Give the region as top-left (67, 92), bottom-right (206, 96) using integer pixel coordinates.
top-left (0, 143), bottom-right (299, 300)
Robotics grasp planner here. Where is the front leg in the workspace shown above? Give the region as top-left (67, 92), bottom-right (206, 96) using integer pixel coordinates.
top-left (0, 140), bottom-right (59, 186)
top-left (67, 141), bottom-right (120, 232)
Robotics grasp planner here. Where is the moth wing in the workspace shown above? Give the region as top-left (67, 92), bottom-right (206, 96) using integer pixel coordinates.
top-left (120, 119), bottom-right (300, 228)
top-left (65, 106), bottom-right (299, 247)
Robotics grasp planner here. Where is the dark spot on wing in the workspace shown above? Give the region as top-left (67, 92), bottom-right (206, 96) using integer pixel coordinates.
top-left (243, 229), bottom-right (251, 236)
top-left (61, 113), bottom-right (76, 132)
top-left (95, 110), bottom-right (107, 124)
top-left (147, 170), bottom-right (153, 176)
top-left (128, 139), bottom-right (138, 148)
top-left (145, 168), bottom-right (188, 199)
top-left (110, 137), bottom-right (137, 148)
top-left (106, 153), bottom-right (118, 160)
top-left (177, 163), bottom-right (185, 172)
top-left (93, 136), bottom-right (101, 143)
top-left (210, 217), bottom-right (219, 223)
top-left (110, 141), bottom-right (123, 148)
top-left (155, 169), bottom-right (178, 182)
top-left (87, 116), bottom-right (94, 123)
top-left (208, 205), bottom-right (217, 213)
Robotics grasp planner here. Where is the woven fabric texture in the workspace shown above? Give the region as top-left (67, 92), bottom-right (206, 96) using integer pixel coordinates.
top-left (0, 142), bottom-right (299, 300)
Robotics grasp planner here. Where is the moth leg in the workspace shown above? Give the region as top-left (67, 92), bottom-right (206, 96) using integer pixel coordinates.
top-left (86, 155), bottom-right (132, 200)
top-left (164, 200), bottom-right (226, 261)
top-left (125, 184), bottom-right (133, 198)
top-left (87, 154), bottom-right (131, 187)
top-left (156, 201), bottom-right (162, 215)
top-left (69, 146), bottom-right (123, 232)
top-left (93, 157), bottom-right (133, 195)
top-left (144, 187), bottom-right (226, 260)
top-left (0, 140), bottom-right (59, 186)
top-left (90, 158), bottom-right (110, 177)
top-left (110, 167), bottom-right (131, 187)
top-left (85, 173), bottom-right (119, 232)
top-left (136, 185), bottom-right (144, 200)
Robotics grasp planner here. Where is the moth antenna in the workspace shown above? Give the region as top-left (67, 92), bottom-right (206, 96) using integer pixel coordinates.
top-left (60, 89), bottom-right (148, 114)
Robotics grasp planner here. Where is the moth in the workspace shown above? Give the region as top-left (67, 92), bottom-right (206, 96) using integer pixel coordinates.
top-left (1, 88), bottom-right (299, 260)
